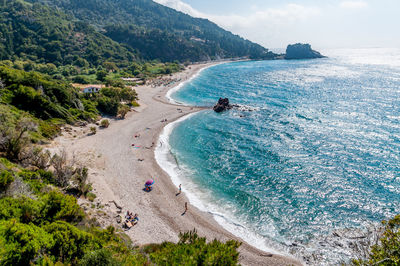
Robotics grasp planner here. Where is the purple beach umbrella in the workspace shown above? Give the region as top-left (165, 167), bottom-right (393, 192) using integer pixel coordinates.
top-left (145, 179), bottom-right (154, 186)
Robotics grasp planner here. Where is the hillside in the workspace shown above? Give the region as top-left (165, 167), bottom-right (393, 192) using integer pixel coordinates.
top-left (23, 0), bottom-right (276, 62)
top-left (0, 1), bottom-right (138, 66)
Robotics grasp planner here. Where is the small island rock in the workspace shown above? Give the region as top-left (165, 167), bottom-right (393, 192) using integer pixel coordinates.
top-left (213, 98), bottom-right (232, 113)
top-left (284, 43), bottom-right (325, 60)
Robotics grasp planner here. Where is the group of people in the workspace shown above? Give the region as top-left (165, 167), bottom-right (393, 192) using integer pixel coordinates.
top-left (124, 211), bottom-right (139, 229)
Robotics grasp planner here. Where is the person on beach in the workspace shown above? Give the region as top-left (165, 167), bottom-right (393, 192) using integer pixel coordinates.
top-left (176, 184), bottom-right (182, 196)
top-left (184, 202), bottom-right (188, 213)
top-left (131, 213), bottom-right (139, 224)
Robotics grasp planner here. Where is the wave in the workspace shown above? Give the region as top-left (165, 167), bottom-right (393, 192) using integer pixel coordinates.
top-left (166, 64), bottom-right (217, 104)
top-left (154, 112), bottom-right (293, 259)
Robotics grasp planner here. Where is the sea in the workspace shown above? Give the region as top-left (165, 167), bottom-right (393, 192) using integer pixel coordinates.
top-left (155, 48), bottom-right (400, 264)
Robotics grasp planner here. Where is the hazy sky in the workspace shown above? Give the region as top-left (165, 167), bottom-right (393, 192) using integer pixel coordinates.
top-left (154, 0), bottom-right (400, 50)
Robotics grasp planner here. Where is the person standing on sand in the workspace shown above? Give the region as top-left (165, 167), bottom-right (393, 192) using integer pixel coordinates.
top-left (178, 184), bottom-right (181, 194)
top-left (184, 202), bottom-right (188, 213)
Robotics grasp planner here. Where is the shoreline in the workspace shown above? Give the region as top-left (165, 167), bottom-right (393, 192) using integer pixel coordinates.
top-left (51, 62), bottom-right (301, 266)
top-left (165, 63), bottom-right (219, 104)
top-left (155, 110), bottom-right (290, 257)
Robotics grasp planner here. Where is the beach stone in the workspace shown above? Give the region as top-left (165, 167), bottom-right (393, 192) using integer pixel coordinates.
top-left (213, 97), bottom-right (232, 112)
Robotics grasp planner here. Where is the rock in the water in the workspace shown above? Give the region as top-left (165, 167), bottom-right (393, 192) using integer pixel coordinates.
top-left (213, 98), bottom-right (232, 113)
top-left (285, 43), bottom-right (325, 60)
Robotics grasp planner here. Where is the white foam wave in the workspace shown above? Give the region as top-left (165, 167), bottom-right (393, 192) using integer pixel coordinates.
top-left (155, 112), bottom-right (294, 259)
top-left (166, 64), bottom-right (216, 104)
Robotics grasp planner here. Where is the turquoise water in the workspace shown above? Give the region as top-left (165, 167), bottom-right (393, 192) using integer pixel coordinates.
top-left (166, 49), bottom-right (400, 263)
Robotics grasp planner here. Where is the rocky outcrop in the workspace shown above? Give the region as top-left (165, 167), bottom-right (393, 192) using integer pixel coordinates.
top-left (213, 98), bottom-right (232, 113)
top-left (284, 43), bottom-right (325, 60)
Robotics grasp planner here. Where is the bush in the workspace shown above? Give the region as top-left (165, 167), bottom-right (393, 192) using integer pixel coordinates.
top-left (0, 220), bottom-right (54, 265)
top-left (86, 192), bottom-right (96, 202)
top-left (41, 191), bottom-right (85, 223)
top-left (117, 105), bottom-right (130, 119)
top-left (0, 170), bottom-right (14, 191)
top-left (45, 221), bottom-right (99, 263)
top-left (97, 97), bottom-right (119, 116)
top-left (90, 126), bottom-right (97, 135)
top-left (0, 105), bottom-right (37, 161)
top-left (96, 70), bottom-right (108, 82)
top-left (80, 248), bottom-right (119, 266)
top-left (100, 119), bottom-right (110, 128)
top-left (147, 229), bottom-right (241, 265)
top-left (352, 215), bottom-right (400, 265)
top-left (39, 120), bottom-right (61, 139)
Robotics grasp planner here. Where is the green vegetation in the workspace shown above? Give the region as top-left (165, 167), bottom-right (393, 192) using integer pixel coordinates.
top-left (0, 60), bottom-right (242, 266)
top-left (0, 66), bottom-right (139, 123)
top-left (0, 0), bottom-right (137, 66)
top-left (0, 170), bottom-right (13, 191)
top-left (0, 0), bottom-right (249, 264)
top-left (147, 230), bottom-right (241, 265)
top-left (0, 156), bottom-right (241, 265)
top-left (100, 119), bottom-right (110, 128)
top-left (90, 126), bottom-right (97, 135)
top-left (1, 0), bottom-right (276, 66)
top-left (353, 215), bottom-right (400, 265)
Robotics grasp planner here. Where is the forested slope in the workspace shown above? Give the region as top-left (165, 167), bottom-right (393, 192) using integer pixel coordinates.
top-left (0, 0), bottom-right (137, 66)
top-left (17, 0), bottom-right (276, 62)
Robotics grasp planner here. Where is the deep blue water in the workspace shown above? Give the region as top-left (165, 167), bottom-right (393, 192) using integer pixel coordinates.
top-left (166, 49), bottom-right (400, 263)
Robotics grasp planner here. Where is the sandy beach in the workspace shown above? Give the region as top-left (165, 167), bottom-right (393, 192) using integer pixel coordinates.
top-left (51, 63), bottom-right (301, 266)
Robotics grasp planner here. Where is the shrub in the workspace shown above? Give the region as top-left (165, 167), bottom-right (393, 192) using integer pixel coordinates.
top-left (80, 248), bottom-right (119, 266)
top-left (352, 215), bottom-right (400, 265)
top-left (45, 221), bottom-right (99, 263)
top-left (100, 119), bottom-right (110, 128)
top-left (0, 220), bottom-right (54, 265)
top-left (50, 151), bottom-right (75, 187)
top-left (39, 120), bottom-right (61, 139)
top-left (41, 191), bottom-right (85, 223)
top-left (0, 170), bottom-right (14, 191)
top-left (97, 97), bottom-right (119, 116)
top-left (90, 126), bottom-right (97, 135)
top-left (147, 229), bottom-right (241, 265)
top-left (86, 192), bottom-right (96, 202)
top-left (117, 105), bottom-right (130, 119)
top-left (96, 70), bottom-right (108, 82)
top-left (0, 105), bottom-right (37, 161)
top-left (0, 197), bottom-right (42, 223)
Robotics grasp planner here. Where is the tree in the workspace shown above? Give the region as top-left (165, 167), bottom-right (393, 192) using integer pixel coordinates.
top-left (103, 62), bottom-right (118, 72)
top-left (96, 70), bottom-right (108, 82)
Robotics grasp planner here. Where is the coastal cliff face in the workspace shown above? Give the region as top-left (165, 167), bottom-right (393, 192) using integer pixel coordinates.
top-left (285, 43), bottom-right (325, 59)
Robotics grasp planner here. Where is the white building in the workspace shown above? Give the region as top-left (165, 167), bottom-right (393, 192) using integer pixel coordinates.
top-left (82, 86), bottom-right (101, 93)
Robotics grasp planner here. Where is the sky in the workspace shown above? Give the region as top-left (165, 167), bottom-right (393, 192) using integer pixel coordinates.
top-left (153, 0), bottom-right (400, 50)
